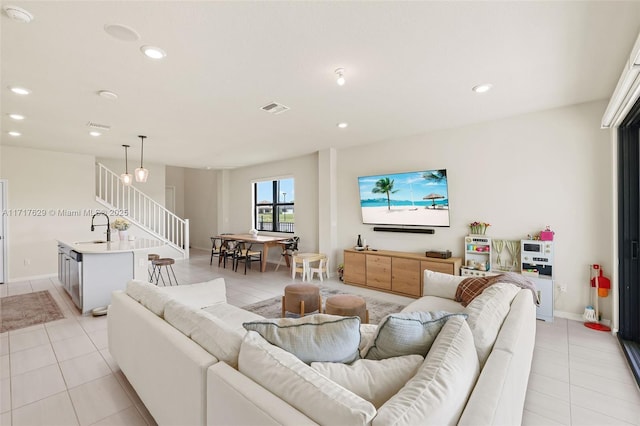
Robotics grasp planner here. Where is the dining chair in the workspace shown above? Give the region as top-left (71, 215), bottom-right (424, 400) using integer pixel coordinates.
top-left (275, 236), bottom-right (300, 271)
top-left (209, 237), bottom-right (224, 266)
top-left (234, 243), bottom-right (262, 274)
top-left (220, 239), bottom-right (239, 268)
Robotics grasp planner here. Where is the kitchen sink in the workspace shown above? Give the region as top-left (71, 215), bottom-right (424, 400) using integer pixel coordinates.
top-left (74, 240), bottom-right (107, 244)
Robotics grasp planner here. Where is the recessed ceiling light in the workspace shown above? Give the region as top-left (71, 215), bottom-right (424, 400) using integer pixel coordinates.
top-left (141, 45), bottom-right (167, 59)
top-left (3, 5), bottom-right (33, 23)
top-left (472, 83), bottom-right (493, 93)
top-left (8, 86), bottom-right (30, 95)
top-left (8, 131), bottom-right (21, 137)
top-left (97, 90), bottom-right (118, 100)
top-left (337, 122), bottom-right (348, 129)
top-left (89, 131), bottom-right (102, 137)
top-left (104, 24), bottom-right (140, 42)
top-left (8, 113), bottom-right (25, 120)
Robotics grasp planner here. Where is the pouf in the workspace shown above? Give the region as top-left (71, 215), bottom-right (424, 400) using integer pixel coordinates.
top-left (325, 294), bottom-right (369, 324)
top-left (282, 283), bottom-right (322, 317)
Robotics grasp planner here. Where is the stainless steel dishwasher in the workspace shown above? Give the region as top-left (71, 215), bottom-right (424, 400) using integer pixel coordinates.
top-left (58, 244), bottom-right (83, 309)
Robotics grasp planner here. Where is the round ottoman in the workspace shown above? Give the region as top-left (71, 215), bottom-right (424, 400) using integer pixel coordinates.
top-left (325, 294), bottom-right (369, 324)
top-left (282, 283), bottom-right (322, 317)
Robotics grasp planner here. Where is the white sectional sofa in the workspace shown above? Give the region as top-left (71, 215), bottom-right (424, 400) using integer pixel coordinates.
top-left (108, 271), bottom-right (536, 425)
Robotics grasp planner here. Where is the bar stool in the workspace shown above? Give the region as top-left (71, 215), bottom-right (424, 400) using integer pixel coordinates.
top-left (152, 258), bottom-right (178, 286)
top-left (148, 253), bottom-right (160, 282)
top-left (282, 283), bottom-right (322, 317)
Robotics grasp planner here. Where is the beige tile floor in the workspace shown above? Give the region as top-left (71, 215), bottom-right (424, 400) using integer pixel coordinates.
top-left (1, 248), bottom-right (639, 425)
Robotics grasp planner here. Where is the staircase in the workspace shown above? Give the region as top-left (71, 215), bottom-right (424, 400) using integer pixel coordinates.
top-left (95, 163), bottom-right (189, 259)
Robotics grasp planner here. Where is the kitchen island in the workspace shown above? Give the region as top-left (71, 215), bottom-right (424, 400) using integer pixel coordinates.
top-left (57, 238), bottom-right (166, 314)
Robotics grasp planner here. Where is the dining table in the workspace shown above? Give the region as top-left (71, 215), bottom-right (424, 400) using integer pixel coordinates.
top-left (216, 234), bottom-right (290, 272)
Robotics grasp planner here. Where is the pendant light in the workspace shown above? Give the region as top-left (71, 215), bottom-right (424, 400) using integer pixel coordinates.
top-left (120, 144), bottom-right (132, 186)
top-left (135, 135), bottom-right (149, 182)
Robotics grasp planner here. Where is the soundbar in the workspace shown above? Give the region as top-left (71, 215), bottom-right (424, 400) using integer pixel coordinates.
top-left (373, 227), bottom-right (435, 234)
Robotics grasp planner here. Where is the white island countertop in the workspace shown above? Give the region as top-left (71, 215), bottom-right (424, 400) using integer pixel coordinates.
top-left (58, 238), bottom-right (166, 254)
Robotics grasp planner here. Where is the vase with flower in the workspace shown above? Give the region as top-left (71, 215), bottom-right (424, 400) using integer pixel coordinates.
top-left (469, 221), bottom-right (491, 235)
top-left (111, 218), bottom-right (131, 240)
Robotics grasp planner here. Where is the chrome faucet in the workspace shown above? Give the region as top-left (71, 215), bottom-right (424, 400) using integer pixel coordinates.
top-left (90, 212), bottom-right (111, 242)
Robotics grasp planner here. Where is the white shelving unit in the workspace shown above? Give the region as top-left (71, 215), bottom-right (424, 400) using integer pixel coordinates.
top-left (462, 235), bottom-right (495, 277)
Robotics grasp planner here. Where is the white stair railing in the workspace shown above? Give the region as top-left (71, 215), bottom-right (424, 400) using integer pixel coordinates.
top-left (95, 163), bottom-right (189, 259)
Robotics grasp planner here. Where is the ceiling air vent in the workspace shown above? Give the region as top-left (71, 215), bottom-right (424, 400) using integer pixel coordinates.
top-left (260, 102), bottom-right (290, 115)
top-left (86, 122), bottom-right (111, 131)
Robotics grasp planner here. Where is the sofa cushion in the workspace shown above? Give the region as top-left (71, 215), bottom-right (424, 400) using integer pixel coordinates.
top-left (238, 330), bottom-right (377, 425)
top-left (126, 280), bottom-right (172, 317)
top-left (163, 299), bottom-right (244, 368)
top-left (464, 283), bottom-right (520, 366)
top-left (423, 270), bottom-right (467, 300)
top-left (372, 316), bottom-right (480, 426)
top-left (156, 277), bottom-right (227, 309)
top-left (243, 314), bottom-right (361, 364)
top-left (203, 303), bottom-right (264, 334)
top-left (365, 311), bottom-right (467, 360)
top-left (401, 295), bottom-right (465, 314)
top-left (311, 354), bottom-right (423, 408)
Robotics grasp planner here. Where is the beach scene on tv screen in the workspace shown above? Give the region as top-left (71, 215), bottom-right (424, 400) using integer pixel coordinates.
top-left (359, 170), bottom-right (450, 227)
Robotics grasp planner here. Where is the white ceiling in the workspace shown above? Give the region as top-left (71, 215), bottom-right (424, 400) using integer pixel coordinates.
top-left (2, 1), bottom-right (640, 170)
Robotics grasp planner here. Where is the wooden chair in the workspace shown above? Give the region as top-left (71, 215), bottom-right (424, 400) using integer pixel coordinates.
top-left (309, 254), bottom-right (329, 282)
top-left (209, 237), bottom-right (224, 266)
top-left (234, 243), bottom-right (262, 274)
top-left (220, 239), bottom-right (239, 268)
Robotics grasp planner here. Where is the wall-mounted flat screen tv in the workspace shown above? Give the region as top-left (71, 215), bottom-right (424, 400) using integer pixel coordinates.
top-left (358, 169), bottom-right (450, 227)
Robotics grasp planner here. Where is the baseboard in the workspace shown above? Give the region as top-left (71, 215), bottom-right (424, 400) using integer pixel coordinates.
top-left (554, 309), bottom-right (612, 327)
top-left (5, 273), bottom-right (57, 283)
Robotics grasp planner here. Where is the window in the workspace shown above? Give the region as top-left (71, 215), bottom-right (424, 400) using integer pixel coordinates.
top-left (254, 177), bottom-right (294, 233)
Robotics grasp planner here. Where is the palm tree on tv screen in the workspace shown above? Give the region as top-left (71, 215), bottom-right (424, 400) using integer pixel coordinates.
top-left (422, 169), bottom-right (447, 183)
top-left (371, 177), bottom-right (398, 210)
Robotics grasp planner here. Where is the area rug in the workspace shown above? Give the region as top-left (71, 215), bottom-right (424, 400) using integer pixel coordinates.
top-left (243, 286), bottom-right (408, 325)
top-left (0, 290), bottom-right (65, 332)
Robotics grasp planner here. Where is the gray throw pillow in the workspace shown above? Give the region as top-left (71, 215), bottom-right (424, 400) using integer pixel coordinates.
top-left (243, 314), bottom-right (361, 364)
top-left (364, 311), bottom-right (467, 360)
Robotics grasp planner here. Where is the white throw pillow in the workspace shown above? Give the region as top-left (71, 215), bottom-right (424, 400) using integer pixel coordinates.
top-left (238, 331), bottom-right (377, 425)
top-left (190, 309), bottom-right (244, 368)
top-left (373, 316), bottom-right (480, 426)
top-left (365, 311), bottom-right (467, 360)
top-left (126, 280), bottom-right (172, 317)
top-left (243, 314), bottom-right (361, 364)
top-left (423, 270), bottom-right (467, 300)
top-left (311, 355), bottom-right (423, 408)
top-left (464, 282), bottom-right (520, 366)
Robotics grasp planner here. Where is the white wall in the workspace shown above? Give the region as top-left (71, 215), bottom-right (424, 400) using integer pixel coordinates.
top-left (1, 146), bottom-right (97, 279)
top-left (226, 154), bottom-right (319, 261)
top-left (184, 168), bottom-right (217, 250)
top-left (166, 166), bottom-right (185, 218)
top-left (337, 100), bottom-right (613, 319)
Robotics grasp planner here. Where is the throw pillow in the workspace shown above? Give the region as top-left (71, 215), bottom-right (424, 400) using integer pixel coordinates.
top-left (311, 354), bottom-right (424, 408)
top-left (455, 276), bottom-right (492, 306)
top-left (464, 282), bottom-right (520, 366)
top-left (373, 316), bottom-right (480, 426)
top-left (423, 270), bottom-right (467, 300)
top-left (364, 311), bottom-right (467, 360)
top-left (243, 314), bottom-right (361, 364)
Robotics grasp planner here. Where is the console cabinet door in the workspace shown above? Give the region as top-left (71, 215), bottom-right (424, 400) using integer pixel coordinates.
top-left (421, 260), bottom-right (453, 275)
top-left (366, 255), bottom-right (392, 290)
top-left (392, 257), bottom-right (421, 297)
top-left (343, 251), bottom-right (366, 285)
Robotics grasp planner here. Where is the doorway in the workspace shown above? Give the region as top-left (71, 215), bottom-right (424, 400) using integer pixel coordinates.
top-left (617, 98), bottom-right (640, 386)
